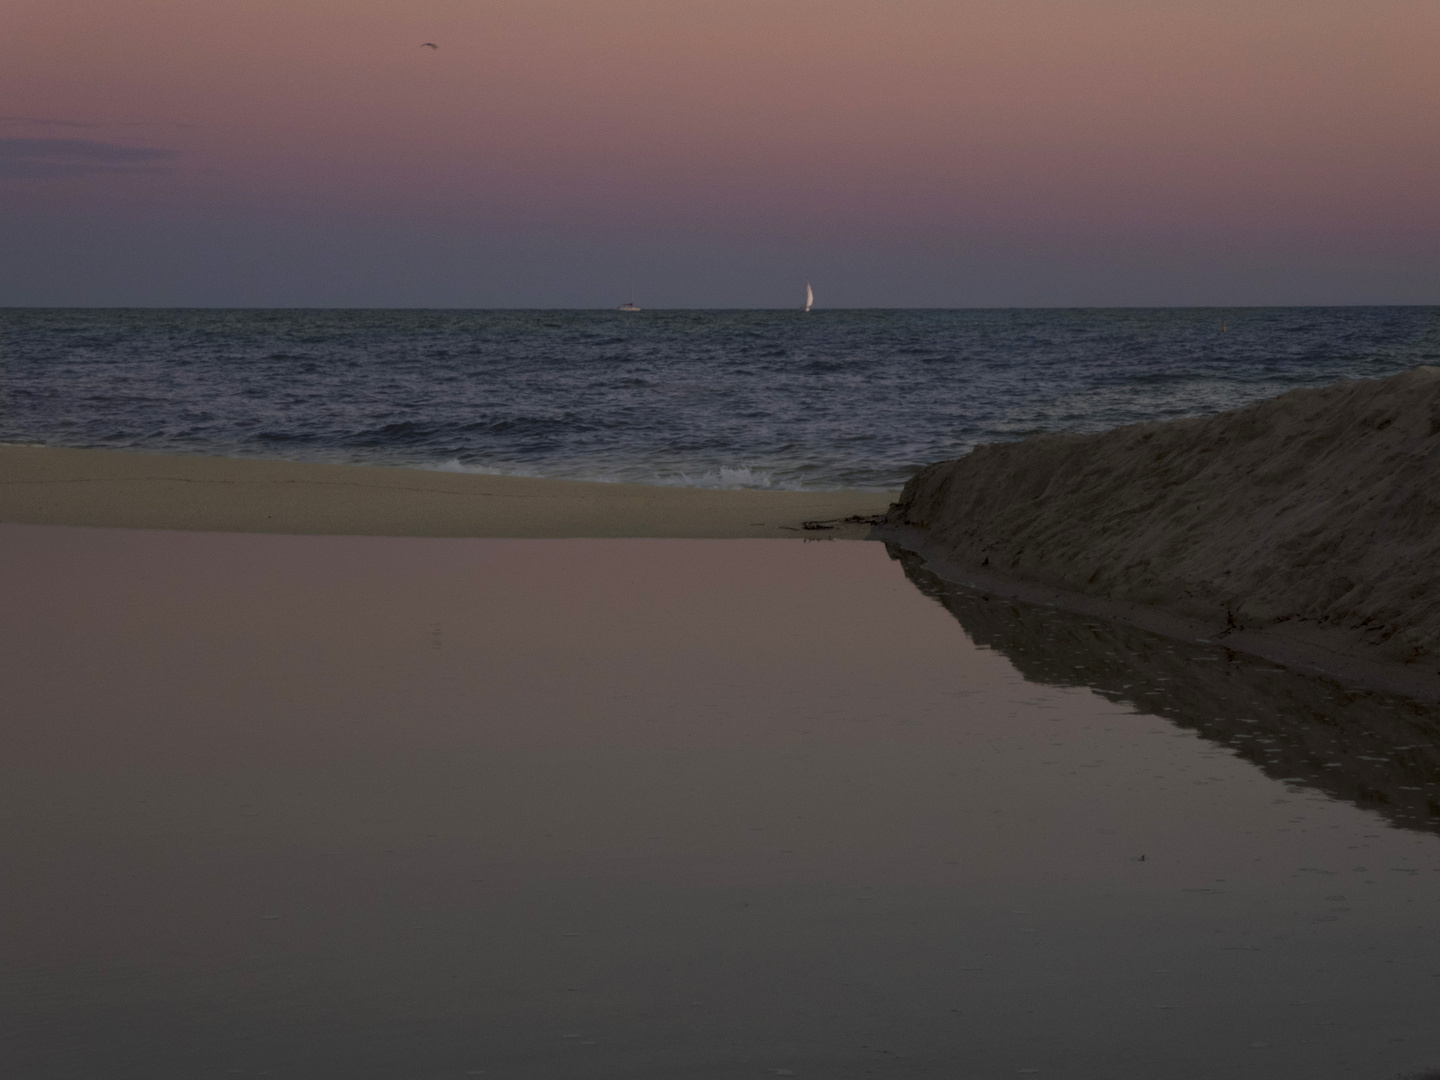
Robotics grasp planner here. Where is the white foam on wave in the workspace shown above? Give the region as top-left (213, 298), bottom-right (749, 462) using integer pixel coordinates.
top-left (430, 458), bottom-right (553, 480)
top-left (426, 458), bottom-right (810, 491)
top-left (661, 466), bottom-right (804, 491)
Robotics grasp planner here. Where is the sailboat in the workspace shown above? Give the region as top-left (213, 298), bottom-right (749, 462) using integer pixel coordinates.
top-left (804, 282), bottom-right (813, 312)
top-left (618, 282), bottom-right (641, 312)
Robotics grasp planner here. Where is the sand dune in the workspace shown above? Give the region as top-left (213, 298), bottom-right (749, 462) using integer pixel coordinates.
top-left (882, 367), bottom-right (1440, 694)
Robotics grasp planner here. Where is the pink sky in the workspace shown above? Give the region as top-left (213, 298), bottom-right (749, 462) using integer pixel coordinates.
top-left (3, 0), bottom-right (1438, 305)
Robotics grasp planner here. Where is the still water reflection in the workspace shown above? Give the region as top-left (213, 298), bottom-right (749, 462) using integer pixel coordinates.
top-left (1, 527), bottom-right (1439, 1080)
top-left (888, 544), bottom-right (1440, 839)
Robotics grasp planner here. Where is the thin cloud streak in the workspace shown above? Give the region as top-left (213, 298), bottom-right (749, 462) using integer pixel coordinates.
top-left (0, 116), bottom-right (197, 130)
top-left (0, 116), bottom-right (101, 129)
top-left (0, 137), bottom-right (176, 179)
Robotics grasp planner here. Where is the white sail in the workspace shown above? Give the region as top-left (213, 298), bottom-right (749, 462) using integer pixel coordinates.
top-left (804, 283), bottom-right (813, 312)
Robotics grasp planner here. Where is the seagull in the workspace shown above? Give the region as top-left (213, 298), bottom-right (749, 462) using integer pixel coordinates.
top-left (421, 42), bottom-right (439, 49)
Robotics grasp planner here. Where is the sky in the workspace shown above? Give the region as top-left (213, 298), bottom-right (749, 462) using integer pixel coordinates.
top-left (2, 0), bottom-right (1438, 308)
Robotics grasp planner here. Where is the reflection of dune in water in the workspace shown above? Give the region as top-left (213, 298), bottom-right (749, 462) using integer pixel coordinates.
top-left (887, 543), bottom-right (1440, 837)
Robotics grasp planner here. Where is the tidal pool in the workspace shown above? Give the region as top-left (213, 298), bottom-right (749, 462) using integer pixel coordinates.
top-left (2, 526), bottom-right (1438, 1079)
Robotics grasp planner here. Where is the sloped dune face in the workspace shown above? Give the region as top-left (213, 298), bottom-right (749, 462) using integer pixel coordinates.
top-left (887, 367), bottom-right (1440, 669)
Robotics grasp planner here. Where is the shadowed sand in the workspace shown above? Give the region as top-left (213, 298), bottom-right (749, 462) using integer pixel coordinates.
top-left (879, 367), bottom-right (1440, 701)
top-left (0, 445), bottom-right (895, 539)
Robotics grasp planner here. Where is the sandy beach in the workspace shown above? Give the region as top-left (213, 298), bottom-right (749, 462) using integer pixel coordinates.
top-left (10, 363), bottom-right (1440, 702)
top-left (0, 445), bottom-right (895, 540)
top-left (11, 0), bottom-right (1440, 1069)
top-left (6, 383), bottom-right (1440, 1077)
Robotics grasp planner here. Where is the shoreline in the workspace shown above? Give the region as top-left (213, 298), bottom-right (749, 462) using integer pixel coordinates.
top-left (9, 438), bottom-right (1440, 703)
top-left (0, 444), bottom-right (896, 540)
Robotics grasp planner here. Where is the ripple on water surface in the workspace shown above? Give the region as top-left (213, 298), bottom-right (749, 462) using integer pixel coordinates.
top-left (3, 306), bottom-right (1438, 488)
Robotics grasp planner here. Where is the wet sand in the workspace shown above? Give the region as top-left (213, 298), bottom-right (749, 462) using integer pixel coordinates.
top-left (0, 445), bottom-right (893, 538)
top-left (4, 523), bottom-right (1440, 1079)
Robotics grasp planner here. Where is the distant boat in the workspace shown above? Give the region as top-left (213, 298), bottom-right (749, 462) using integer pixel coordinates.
top-left (804, 282), bottom-right (813, 312)
top-left (618, 301), bottom-right (641, 312)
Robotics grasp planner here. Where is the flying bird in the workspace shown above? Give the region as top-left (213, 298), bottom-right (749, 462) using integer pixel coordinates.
top-left (421, 42), bottom-right (439, 49)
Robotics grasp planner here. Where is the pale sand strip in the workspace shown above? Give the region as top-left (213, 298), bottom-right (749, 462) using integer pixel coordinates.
top-left (0, 445), bottom-right (897, 539)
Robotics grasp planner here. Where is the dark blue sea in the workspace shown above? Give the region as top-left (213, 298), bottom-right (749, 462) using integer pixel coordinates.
top-left (2, 307), bottom-right (1437, 490)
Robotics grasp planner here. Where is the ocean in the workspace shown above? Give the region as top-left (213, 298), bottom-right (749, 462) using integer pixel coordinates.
top-left (2, 306), bottom-right (1437, 490)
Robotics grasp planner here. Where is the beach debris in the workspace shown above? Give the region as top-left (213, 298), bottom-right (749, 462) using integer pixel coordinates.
top-left (786, 513), bottom-right (886, 531)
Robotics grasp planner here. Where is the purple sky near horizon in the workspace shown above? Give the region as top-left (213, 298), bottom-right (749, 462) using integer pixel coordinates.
top-left (2, 0), bottom-right (1438, 308)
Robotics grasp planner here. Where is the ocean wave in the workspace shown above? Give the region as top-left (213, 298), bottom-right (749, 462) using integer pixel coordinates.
top-left (4, 307), bottom-right (1436, 493)
top-left (429, 458), bottom-right (804, 490)
top-left (661, 466), bottom-right (801, 490)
